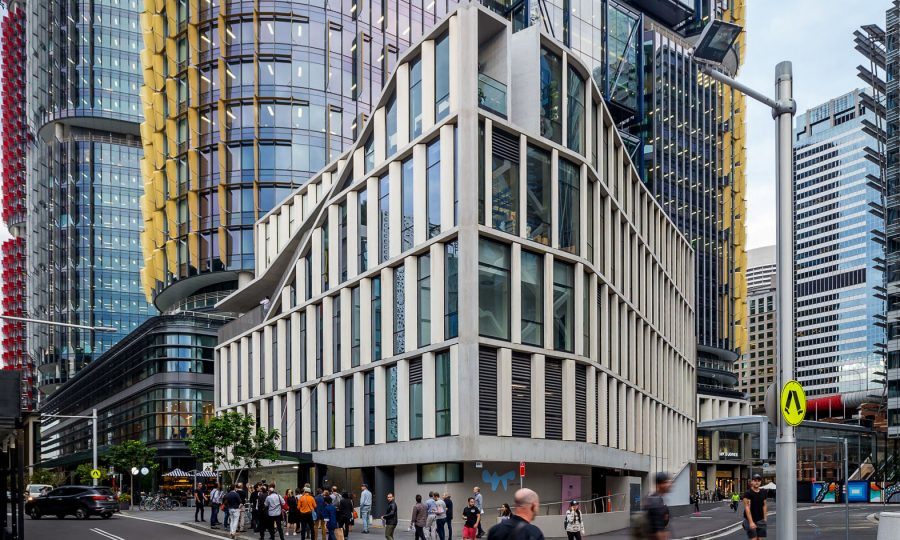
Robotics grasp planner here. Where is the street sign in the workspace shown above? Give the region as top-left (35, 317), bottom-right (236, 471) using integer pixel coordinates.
top-left (780, 380), bottom-right (806, 426)
top-left (764, 383), bottom-right (777, 425)
top-left (90, 469), bottom-right (101, 480)
top-left (519, 461), bottom-right (525, 477)
top-left (140, 467), bottom-right (150, 476)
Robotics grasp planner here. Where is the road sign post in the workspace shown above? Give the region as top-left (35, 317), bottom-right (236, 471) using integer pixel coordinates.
top-left (519, 461), bottom-right (525, 489)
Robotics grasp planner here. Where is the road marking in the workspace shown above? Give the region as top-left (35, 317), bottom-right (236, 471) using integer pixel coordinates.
top-left (90, 528), bottom-right (125, 540)
top-left (119, 512), bottom-right (228, 538)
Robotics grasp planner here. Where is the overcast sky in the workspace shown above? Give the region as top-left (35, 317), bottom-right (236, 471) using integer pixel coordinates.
top-left (741, 0), bottom-right (887, 249)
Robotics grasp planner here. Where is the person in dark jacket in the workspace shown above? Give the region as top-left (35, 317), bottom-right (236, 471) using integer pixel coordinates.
top-left (411, 495), bottom-right (427, 540)
top-left (440, 494), bottom-right (453, 540)
top-left (643, 472), bottom-right (672, 540)
top-left (253, 485), bottom-right (269, 533)
top-left (485, 489), bottom-right (544, 540)
top-left (321, 496), bottom-right (339, 540)
top-left (315, 489), bottom-right (328, 540)
top-left (338, 492), bottom-right (355, 540)
top-left (382, 493), bottom-right (398, 540)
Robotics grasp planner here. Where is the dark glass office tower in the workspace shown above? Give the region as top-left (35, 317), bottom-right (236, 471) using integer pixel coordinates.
top-left (27, 0), bottom-right (157, 397)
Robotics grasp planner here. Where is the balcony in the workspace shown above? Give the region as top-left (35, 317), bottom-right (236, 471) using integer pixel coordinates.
top-left (478, 73), bottom-right (507, 118)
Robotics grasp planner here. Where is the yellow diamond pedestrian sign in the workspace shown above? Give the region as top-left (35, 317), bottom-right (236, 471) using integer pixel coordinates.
top-left (780, 380), bottom-right (806, 426)
top-left (90, 469), bottom-right (101, 480)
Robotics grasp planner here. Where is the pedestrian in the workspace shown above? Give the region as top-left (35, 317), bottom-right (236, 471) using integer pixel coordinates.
top-left (461, 497), bottom-right (481, 540)
top-left (411, 494), bottom-right (427, 540)
top-left (225, 485), bottom-right (244, 540)
top-left (262, 486), bottom-right (287, 540)
top-left (424, 492), bottom-right (438, 540)
top-left (332, 486), bottom-right (342, 508)
top-left (440, 493), bottom-right (453, 540)
top-left (485, 489), bottom-right (544, 540)
top-left (731, 492), bottom-right (740, 513)
top-left (564, 501), bottom-right (584, 540)
top-left (315, 488), bottom-right (328, 540)
top-left (254, 485), bottom-right (270, 534)
top-left (472, 487), bottom-right (484, 538)
top-left (742, 474), bottom-right (768, 539)
top-left (194, 482), bottom-right (207, 523)
top-left (359, 484), bottom-right (373, 534)
top-left (691, 493), bottom-right (700, 515)
top-left (338, 491), bottom-right (355, 540)
top-left (251, 484), bottom-right (263, 532)
top-left (642, 472), bottom-right (672, 540)
top-left (498, 504), bottom-right (511, 520)
top-left (383, 493), bottom-right (398, 540)
top-left (287, 489), bottom-right (300, 536)
top-left (322, 495), bottom-right (339, 540)
top-left (431, 492), bottom-right (447, 540)
top-left (210, 483), bottom-right (223, 529)
top-left (298, 486), bottom-right (317, 540)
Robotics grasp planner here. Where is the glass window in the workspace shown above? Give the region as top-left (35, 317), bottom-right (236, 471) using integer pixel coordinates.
top-left (435, 351), bottom-right (451, 436)
top-left (526, 145), bottom-right (552, 245)
top-left (418, 255), bottom-right (431, 347)
top-left (540, 47), bottom-right (562, 143)
top-left (339, 201), bottom-right (348, 282)
top-left (316, 304), bottom-right (324, 377)
top-left (558, 158), bottom-right (580, 254)
top-left (491, 131), bottom-right (519, 235)
top-left (365, 371), bottom-right (375, 445)
top-left (445, 241), bottom-right (459, 339)
top-left (345, 377), bottom-right (354, 447)
top-left (410, 360), bottom-right (423, 440)
top-left (364, 136), bottom-right (375, 173)
top-left (435, 33), bottom-right (450, 121)
top-left (583, 271), bottom-right (590, 355)
top-left (401, 158), bottom-right (414, 251)
top-left (299, 312), bottom-right (307, 383)
top-left (386, 94), bottom-right (398, 156)
top-left (310, 385), bottom-right (319, 451)
top-left (426, 140), bottom-right (441, 239)
top-left (351, 286), bottom-right (361, 367)
top-left (321, 219), bottom-right (330, 290)
top-left (418, 463), bottom-right (462, 483)
top-left (521, 251), bottom-right (544, 346)
top-left (326, 382), bottom-right (335, 449)
top-left (386, 365), bottom-right (398, 442)
top-left (586, 181), bottom-right (594, 263)
top-left (409, 58), bottom-right (423, 138)
top-left (553, 260), bottom-right (574, 352)
top-left (379, 174), bottom-right (390, 263)
top-left (394, 267), bottom-right (406, 354)
top-left (271, 326), bottom-right (278, 389)
top-left (359, 189), bottom-right (368, 272)
top-left (372, 276), bottom-right (382, 361)
top-left (567, 66), bottom-right (585, 154)
top-left (478, 239), bottom-right (511, 340)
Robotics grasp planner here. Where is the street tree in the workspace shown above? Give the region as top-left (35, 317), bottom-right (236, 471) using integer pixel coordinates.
top-left (74, 463), bottom-right (109, 484)
top-left (27, 468), bottom-right (65, 487)
top-left (103, 440), bottom-right (158, 503)
top-left (188, 411), bottom-right (280, 484)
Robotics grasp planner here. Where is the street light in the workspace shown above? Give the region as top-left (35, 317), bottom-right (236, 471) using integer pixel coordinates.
top-left (40, 409), bottom-right (99, 486)
top-left (823, 435), bottom-right (850, 540)
top-left (690, 20), bottom-right (798, 540)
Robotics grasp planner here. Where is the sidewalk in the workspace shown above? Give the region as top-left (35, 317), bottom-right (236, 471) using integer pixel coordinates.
top-left (592, 502), bottom-right (740, 540)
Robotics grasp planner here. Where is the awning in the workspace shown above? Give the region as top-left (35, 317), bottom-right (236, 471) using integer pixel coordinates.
top-left (192, 470), bottom-right (218, 478)
top-left (163, 468), bottom-right (190, 477)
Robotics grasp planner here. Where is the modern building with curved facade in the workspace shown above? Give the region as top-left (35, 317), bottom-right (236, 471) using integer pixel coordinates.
top-left (27, 0), bottom-right (156, 397)
top-left (215, 4), bottom-right (696, 522)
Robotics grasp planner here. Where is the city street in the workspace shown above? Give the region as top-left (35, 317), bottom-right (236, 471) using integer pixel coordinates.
top-left (709, 505), bottom-right (880, 540)
top-left (20, 513), bottom-right (221, 540)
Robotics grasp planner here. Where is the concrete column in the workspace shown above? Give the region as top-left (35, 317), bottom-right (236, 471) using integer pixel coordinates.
top-left (277, 319), bottom-right (287, 391)
top-left (323, 295), bottom-right (334, 376)
top-left (306, 305), bottom-right (317, 381)
top-left (598, 371), bottom-right (608, 446)
top-left (374, 108), bottom-right (386, 164)
top-left (551, 149), bottom-right (559, 248)
top-left (347, 190), bottom-right (359, 278)
top-left (574, 263), bottom-right (584, 357)
top-left (404, 256), bottom-right (418, 350)
top-left (586, 366), bottom-right (596, 444)
top-left (354, 372), bottom-right (365, 445)
top-left (367, 176), bottom-right (379, 266)
top-left (389, 161), bottom-right (402, 258)
top-left (422, 351), bottom-right (436, 439)
top-left (317, 383), bottom-right (327, 451)
top-left (430, 243), bottom-right (445, 344)
top-left (291, 312), bottom-right (301, 386)
top-left (311, 228), bottom-right (322, 297)
top-left (562, 359), bottom-right (576, 441)
top-left (328, 205), bottom-right (339, 287)
top-left (375, 366), bottom-right (386, 444)
top-left (589, 273), bottom-right (598, 363)
top-left (286, 391), bottom-right (297, 452)
top-left (414, 143), bottom-right (427, 245)
top-left (579, 164), bottom-right (588, 257)
top-left (252, 331), bottom-right (261, 397)
top-left (398, 359), bottom-right (410, 442)
top-left (397, 63), bottom-right (410, 147)
top-left (421, 39), bottom-right (436, 130)
top-left (440, 124), bottom-right (456, 231)
top-left (301, 387), bottom-right (311, 452)
top-left (361, 277), bottom-right (373, 365)
top-left (510, 243), bottom-right (522, 344)
top-left (518, 133), bottom-right (527, 239)
top-left (498, 348), bottom-right (512, 437)
top-left (531, 354), bottom-right (545, 439)
top-left (543, 253), bottom-right (554, 348)
top-left (608, 377), bottom-right (618, 449)
top-left (341, 288), bottom-right (352, 371)
top-left (335, 378), bottom-right (346, 449)
top-left (450, 345), bottom-right (460, 436)
top-left (382, 267), bottom-right (394, 358)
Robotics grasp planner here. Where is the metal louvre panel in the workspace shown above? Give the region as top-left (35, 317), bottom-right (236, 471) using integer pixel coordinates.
top-left (511, 352), bottom-right (531, 438)
top-left (545, 358), bottom-right (563, 440)
top-left (575, 363), bottom-right (587, 442)
top-left (492, 128), bottom-right (520, 163)
top-left (410, 357), bottom-right (423, 384)
top-left (479, 347), bottom-right (498, 436)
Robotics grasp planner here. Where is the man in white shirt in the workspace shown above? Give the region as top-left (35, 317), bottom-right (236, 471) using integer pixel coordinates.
top-left (263, 486), bottom-right (286, 540)
top-left (359, 484), bottom-right (373, 534)
top-left (209, 483), bottom-right (223, 529)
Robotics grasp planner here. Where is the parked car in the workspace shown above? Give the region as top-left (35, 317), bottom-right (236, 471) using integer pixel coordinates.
top-left (25, 484), bottom-right (53, 502)
top-left (26, 485), bottom-right (119, 519)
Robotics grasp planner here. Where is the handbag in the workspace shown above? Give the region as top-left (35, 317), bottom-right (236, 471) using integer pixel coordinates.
top-left (353, 510), bottom-right (359, 519)
top-left (312, 510), bottom-right (318, 521)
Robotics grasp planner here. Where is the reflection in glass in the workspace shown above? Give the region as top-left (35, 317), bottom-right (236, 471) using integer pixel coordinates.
top-left (526, 145), bottom-right (551, 245)
top-left (521, 250), bottom-right (544, 346)
top-left (553, 260), bottom-right (574, 352)
top-left (479, 239), bottom-right (511, 340)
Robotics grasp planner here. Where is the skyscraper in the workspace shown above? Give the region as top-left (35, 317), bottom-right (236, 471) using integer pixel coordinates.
top-left (737, 246), bottom-right (776, 412)
top-left (792, 89), bottom-right (886, 400)
top-left (26, 0), bottom-right (156, 398)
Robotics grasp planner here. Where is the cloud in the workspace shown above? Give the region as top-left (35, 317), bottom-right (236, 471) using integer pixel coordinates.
top-left (741, 0), bottom-right (886, 249)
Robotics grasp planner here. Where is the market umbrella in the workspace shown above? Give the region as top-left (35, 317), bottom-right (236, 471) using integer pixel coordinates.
top-left (761, 482), bottom-right (776, 490)
top-left (163, 468), bottom-right (190, 477)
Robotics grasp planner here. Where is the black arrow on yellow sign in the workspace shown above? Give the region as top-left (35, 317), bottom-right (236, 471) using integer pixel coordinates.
top-left (784, 389), bottom-right (804, 416)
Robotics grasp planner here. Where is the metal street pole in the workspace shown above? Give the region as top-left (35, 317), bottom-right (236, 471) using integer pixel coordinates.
top-left (774, 60), bottom-right (797, 540)
top-left (92, 409), bottom-right (98, 486)
top-left (843, 438), bottom-right (849, 540)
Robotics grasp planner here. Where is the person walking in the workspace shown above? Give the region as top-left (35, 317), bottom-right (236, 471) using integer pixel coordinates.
top-left (225, 485), bottom-right (244, 540)
top-left (262, 486), bottom-right (287, 540)
top-left (691, 493), bottom-right (700, 515)
top-left (742, 474), bottom-right (768, 539)
top-left (322, 496), bottom-right (339, 540)
top-left (298, 487), bottom-right (317, 540)
top-left (461, 498), bottom-right (481, 540)
top-left (411, 494), bottom-right (428, 540)
top-left (485, 489), bottom-right (544, 540)
top-left (209, 483), bottom-right (223, 529)
top-left (643, 472), bottom-right (672, 540)
top-left (286, 489), bottom-right (300, 536)
top-left (440, 494), bottom-right (453, 540)
top-left (564, 501), bottom-right (585, 540)
top-left (382, 493), bottom-right (398, 540)
top-left (338, 492), bottom-right (355, 540)
top-left (731, 492), bottom-right (740, 513)
top-left (472, 487), bottom-right (484, 538)
top-left (498, 504), bottom-right (511, 520)
top-left (315, 488), bottom-right (328, 540)
top-left (359, 484), bottom-right (373, 534)
top-left (431, 492), bottom-right (447, 540)
top-left (251, 484), bottom-right (264, 532)
top-left (424, 492), bottom-right (438, 540)
top-left (194, 482), bottom-right (207, 523)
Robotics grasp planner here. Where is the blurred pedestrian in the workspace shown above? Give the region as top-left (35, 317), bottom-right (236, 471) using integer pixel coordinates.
top-left (472, 488), bottom-right (484, 538)
top-left (382, 493), bottom-right (398, 540)
top-left (286, 489), bottom-right (299, 536)
top-left (224, 485), bottom-right (243, 540)
top-left (411, 494), bottom-right (427, 540)
top-left (338, 491), bottom-right (354, 540)
top-left (485, 489), bottom-right (543, 540)
top-left (643, 472), bottom-right (671, 540)
top-left (498, 504), bottom-right (511, 521)
top-left (439, 494), bottom-right (453, 540)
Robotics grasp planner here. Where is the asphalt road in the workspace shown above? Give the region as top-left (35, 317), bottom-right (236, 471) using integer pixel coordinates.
top-left (21, 513), bottom-right (223, 540)
top-left (707, 504), bottom-right (881, 540)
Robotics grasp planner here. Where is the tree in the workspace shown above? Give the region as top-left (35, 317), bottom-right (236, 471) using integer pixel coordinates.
top-left (188, 411), bottom-right (280, 484)
top-left (103, 440), bottom-right (158, 503)
top-left (74, 463), bottom-right (109, 484)
top-left (27, 468), bottom-right (65, 487)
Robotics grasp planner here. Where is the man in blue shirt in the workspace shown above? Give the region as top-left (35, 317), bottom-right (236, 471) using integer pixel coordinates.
top-left (359, 484), bottom-right (373, 534)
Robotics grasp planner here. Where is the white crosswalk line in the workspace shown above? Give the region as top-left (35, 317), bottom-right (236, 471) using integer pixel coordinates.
top-left (90, 527), bottom-right (125, 540)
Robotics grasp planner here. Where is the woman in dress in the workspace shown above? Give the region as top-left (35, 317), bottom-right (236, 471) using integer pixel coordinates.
top-left (286, 489), bottom-right (300, 536)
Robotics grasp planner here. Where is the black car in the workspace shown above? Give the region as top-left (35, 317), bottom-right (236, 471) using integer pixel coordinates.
top-left (26, 485), bottom-right (119, 520)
